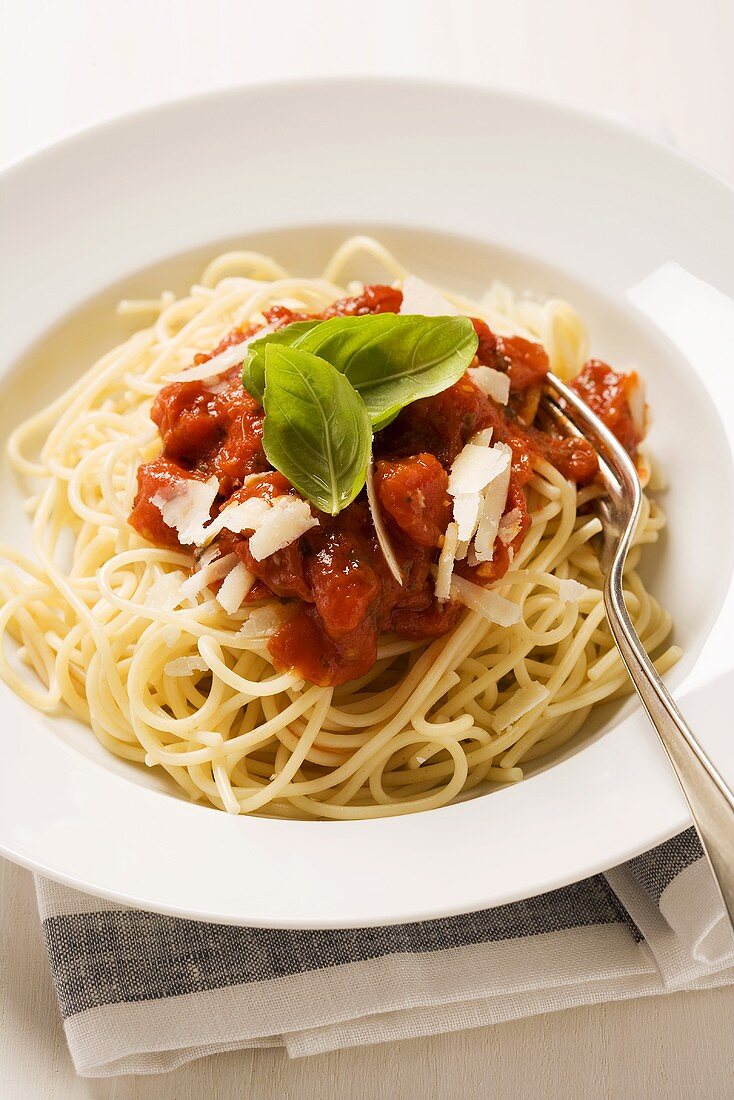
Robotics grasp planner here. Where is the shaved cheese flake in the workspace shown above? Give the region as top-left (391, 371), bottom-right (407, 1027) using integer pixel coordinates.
top-left (474, 443), bottom-right (513, 562)
top-left (448, 440), bottom-right (510, 496)
top-left (454, 538), bottom-right (470, 561)
top-left (557, 578), bottom-right (588, 602)
top-left (151, 475), bottom-right (219, 546)
top-left (197, 544), bottom-right (221, 569)
top-left (399, 275), bottom-right (460, 317)
top-left (492, 682), bottom-right (549, 732)
top-left (206, 496), bottom-right (272, 541)
top-left (162, 327), bottom-right (273, 383)
top-left (216, 562), bottom-right (255, 614)
top-left (435, 521), bottom-right (459, 601)
top-left (248, 497), bottom-right (318, 562)
top-left (366, 458), bottom-right (402, 585)
top-left (452, 492), bottom-right (483, 542)
top-left (498, 507), bottom-right (523, 546)
top-left (145, 570), bottom-right (188, 612)
top-left (238, 605), bottom-right (282, 638)
top-left (469, 365), bottom-right (510, 405)
top-left (471, 428), bottom-right (494, 447)
top-left (164, 656), bottom-right (209, 677)
top-left (179, 553), bottom-right (238, 601)
top-left (450, 574), bottom-right (521, 627)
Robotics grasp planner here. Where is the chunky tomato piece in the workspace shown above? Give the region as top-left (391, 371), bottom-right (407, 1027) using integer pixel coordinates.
top-left (496, 335), bottom-right (549, 392)
top-left (151, 364), bottom-right (266, 494)
top-left (375, 454), bottom-right (451, 547)
top-left (514, 423), bottom-right (599, 485)
top-left (269, 606), bottom-right (380, 687)
top-left (264, 284), bottom-right (403, 329)
top-left (390, 597), bottom-right (463, 639)
top-left (471, 317), bottom-right (499, 364)
top-left (471, 320), bottom-right (549, 392)
top-left (380, 376), bottom-right (496, 468)
top-left (305, 525), bottom-right (382, 639)
top-left (321, 284), bottom-right (403, 317)
top-left (571, 360), bottom-right (645, 456)
top-left (263, 304), bottom-right (313, 327)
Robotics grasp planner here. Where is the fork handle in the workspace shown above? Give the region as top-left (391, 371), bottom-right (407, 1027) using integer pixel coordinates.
top-left (605, 579), bottom-right (734, 935)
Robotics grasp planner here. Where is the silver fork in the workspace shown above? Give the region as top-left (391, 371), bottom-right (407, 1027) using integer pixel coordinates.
top-left (543, 372), bottom-right (734, 937)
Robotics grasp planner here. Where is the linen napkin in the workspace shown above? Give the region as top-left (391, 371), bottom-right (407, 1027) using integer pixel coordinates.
top-left (34, 826), bottom-right (734, 1077)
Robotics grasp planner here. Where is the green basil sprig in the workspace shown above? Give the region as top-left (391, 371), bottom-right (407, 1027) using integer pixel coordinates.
top-left (261, 344), bottom-right (373, 516)
top-left (243, 320), bottom-right (320, 400)
top-left (244, 313), bottom-right (478, 430)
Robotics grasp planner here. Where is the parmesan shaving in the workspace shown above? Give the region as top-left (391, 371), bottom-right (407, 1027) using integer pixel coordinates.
top-left (238, 606), bottom-right (282, 638)
top-left (145, 570), bottom-right (188, 612)
top-left (473, 443), bottom-right (513, 562)
top-left (492, 682), bottom-right (549, 732)
top-left (449, 574), bottom-right (522, 627)
top-left (247, 497), bottom-right (318, 561)
top-left (206, 496), bottom-right (272, 541)
top-left (366, 458), bottom-right (403, 585)
top-left (216, 562), bottom-right (255, 614)
top-left (179, 553), bottom-right (238, 602)
top-left (162, 327), bottom-right (272, 383)
top-left (435, 521), bottom-right (459, 601)
top-left (447, 434), bottom-right (512, 562)
top-left (164, 656), bottom-right (209, 677)
top-left (196, 544), bottom-right (221, 569)
top-left (151, 475), bottom-right (219, 545)
top-left (469, 365), bottom-right (510, 405)
top-left (454, 538), bottom-right (470, 561)
top-left (151, 467), bottom-right (317, 569)
top-left (498, 507), bottom-right (523, 545)
top-left (398, 275), bottom-right (460, 317)
top-left (557, 578), bottom-right (588, 602)
top-left (452, 492), bottom-right (483, 542)
top-left (448, 441), bottom-right (509, 496)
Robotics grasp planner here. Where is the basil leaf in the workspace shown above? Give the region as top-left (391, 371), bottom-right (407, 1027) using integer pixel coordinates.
top-left (245, 314), bottom-right (478, 429)
top-left (305, 314), bottom-right (478, 429)
top-left (261, 344), bottom-right (372, 516)
top-left (243, 321), bottom-right (321, 400)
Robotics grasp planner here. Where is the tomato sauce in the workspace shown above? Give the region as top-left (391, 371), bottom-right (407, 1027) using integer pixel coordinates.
top-left (129, 286), bottom-right (645, 686)
top-left (571, 360), bottom-right (644, 457)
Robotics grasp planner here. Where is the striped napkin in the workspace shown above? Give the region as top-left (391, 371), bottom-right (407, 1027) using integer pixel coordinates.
top-left (35, 827), bottom-right (734, 1077)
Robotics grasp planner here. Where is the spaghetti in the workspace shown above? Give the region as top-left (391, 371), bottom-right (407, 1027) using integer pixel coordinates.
top-left (0, 236), bottom-right (680, 818)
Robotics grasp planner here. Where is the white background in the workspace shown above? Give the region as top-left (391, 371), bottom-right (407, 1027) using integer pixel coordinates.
top-left (1, 1), bottom-right (734, 1095)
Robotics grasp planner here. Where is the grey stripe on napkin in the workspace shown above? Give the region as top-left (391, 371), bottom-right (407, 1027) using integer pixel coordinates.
top-left (35, 826), bottom-right (734, 1078)
top-left (627, 830), bottom-right (704, 901)
top-left (43, 874), bottom-right (640, 1020)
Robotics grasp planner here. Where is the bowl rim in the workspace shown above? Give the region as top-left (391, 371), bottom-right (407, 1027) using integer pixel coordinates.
top-left (1, 76), bottom-right (734, 927)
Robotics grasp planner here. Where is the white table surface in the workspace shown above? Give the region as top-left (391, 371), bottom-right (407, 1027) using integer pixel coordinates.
top-left (1, 1), bottom-right (733, 1095)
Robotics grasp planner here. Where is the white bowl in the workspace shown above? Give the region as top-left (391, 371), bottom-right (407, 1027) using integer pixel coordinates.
top-left (1, 79), bottom-right (734, 927)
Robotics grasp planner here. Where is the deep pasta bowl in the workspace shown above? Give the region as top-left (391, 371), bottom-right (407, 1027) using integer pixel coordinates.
top-left (1, 79), bottom-right (734, 927)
